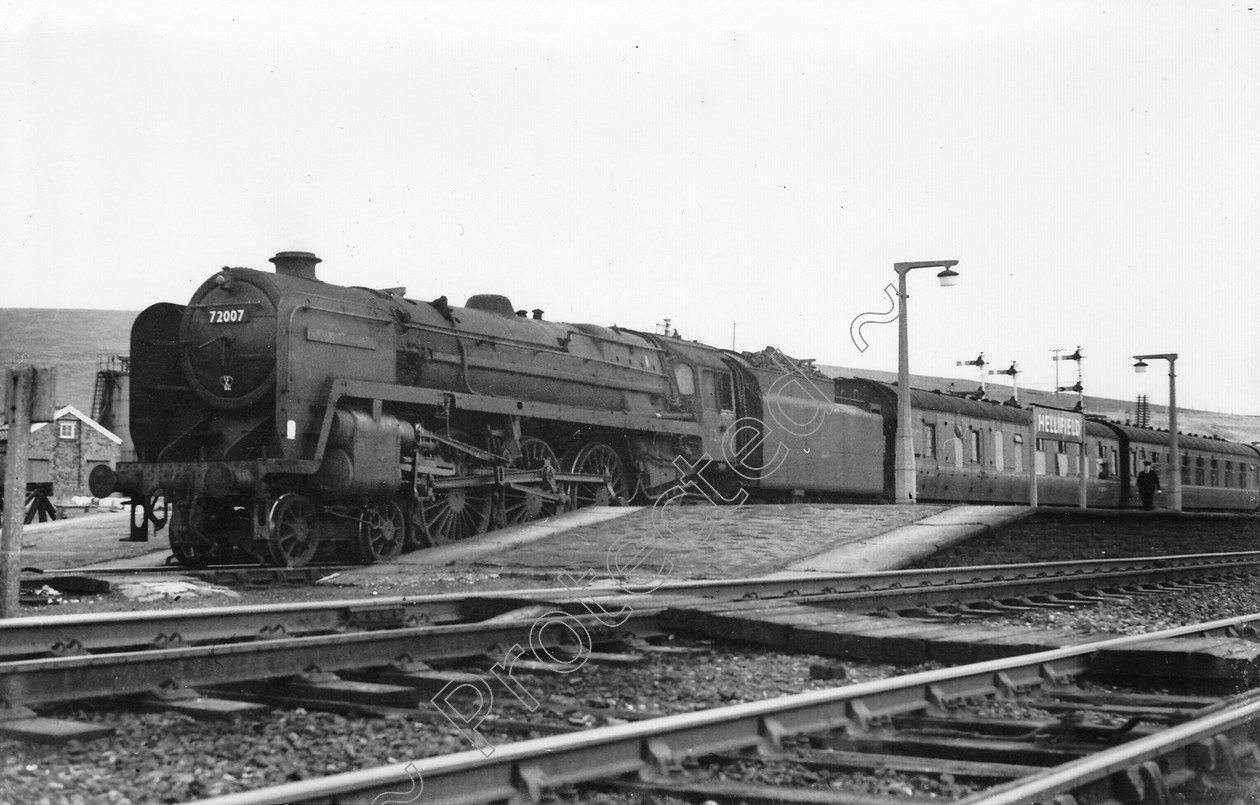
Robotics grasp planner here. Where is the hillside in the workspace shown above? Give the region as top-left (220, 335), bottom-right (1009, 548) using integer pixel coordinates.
top-left (0, 309), bottom-right (135, 420)
top-left (1, 309), bottom-right (1256, 448)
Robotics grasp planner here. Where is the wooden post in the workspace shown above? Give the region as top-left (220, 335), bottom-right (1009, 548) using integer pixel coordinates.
top-left (2, 368), bottom-right (34, 618)
top-left (2, 366), bottom-right (56, 619)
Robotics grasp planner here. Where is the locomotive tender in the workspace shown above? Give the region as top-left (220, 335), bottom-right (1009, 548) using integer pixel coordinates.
top-left (90, 251), bottom-right (883, 566)
top-left (90, 251), bottom-right (1259, 568)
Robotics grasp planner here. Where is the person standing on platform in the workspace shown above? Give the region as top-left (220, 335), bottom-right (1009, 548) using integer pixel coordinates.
top-left (1136, 460), bottom-right (1161, 510)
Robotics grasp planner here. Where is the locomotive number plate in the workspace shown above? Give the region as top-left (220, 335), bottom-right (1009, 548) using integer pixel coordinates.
top-left (207, 307), bottom-right (251, 325)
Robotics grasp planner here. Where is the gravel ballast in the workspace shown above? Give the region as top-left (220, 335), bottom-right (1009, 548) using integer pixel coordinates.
top-left (9, 579), bottom-right (1260, 804)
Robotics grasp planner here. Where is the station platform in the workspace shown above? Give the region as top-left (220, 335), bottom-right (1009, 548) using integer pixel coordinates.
top-left (14, 502), bottom-right (1035, 588)
top-left (366, 502), bottom-right (1034, 581)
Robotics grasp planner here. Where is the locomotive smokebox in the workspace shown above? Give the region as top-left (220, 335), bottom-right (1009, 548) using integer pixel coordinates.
top-left (269, 251), bottom-right (321, 280)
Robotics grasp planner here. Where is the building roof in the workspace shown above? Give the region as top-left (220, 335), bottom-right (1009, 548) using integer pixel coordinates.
top-left (0, 405), bottom-right (122, 445)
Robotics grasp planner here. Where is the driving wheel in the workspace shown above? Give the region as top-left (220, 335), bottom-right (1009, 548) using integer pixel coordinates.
top-left (412, 454), bottom-right (493, 546)
top-left (503, 436), bottom-right (562, 525)
top-left (568, 442), bottom-right (629, 508)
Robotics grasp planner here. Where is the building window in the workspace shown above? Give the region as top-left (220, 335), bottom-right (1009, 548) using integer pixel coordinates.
top-left (59, 421), bottom-right (76, 439)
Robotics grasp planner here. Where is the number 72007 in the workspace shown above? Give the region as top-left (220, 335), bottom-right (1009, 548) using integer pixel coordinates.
top-left (207, 308), bottom-right (249, 324)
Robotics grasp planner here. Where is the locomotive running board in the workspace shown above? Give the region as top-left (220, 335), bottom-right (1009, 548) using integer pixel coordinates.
top-left (313, 378), bottom-right (700, 464)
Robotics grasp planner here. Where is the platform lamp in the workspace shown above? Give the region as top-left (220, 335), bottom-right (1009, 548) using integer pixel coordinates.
top-left (894, 260), bottom-right (960, 504)
top-left (1133, 353), bottom-right (1181, 512)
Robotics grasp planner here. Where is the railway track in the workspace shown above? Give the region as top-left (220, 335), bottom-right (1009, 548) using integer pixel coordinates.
top-left (175, 619), bottom-right (1260, 805)
top-left (3, 552), bottom-right (1260, 717)
top-left (7, 552), bottom-right (1260, 802)
top-left (8, 550), bottom-right (1260, 660)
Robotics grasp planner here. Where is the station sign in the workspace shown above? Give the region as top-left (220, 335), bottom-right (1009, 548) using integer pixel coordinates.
top-left (1031, 405), bottom-right (1084, 443)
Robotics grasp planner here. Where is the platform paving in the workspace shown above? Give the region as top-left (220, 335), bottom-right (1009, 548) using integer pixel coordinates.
top-left (14, 502), bottom-right (1034, 603)
top-left (467, 503), bottom-right (955, 580)
top-left (779, 505), bottom-right (1035, 574)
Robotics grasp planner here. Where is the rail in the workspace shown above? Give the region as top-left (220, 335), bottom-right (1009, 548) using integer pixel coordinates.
top-left (185, 615), bottom-right (1260, 804)
top-left (7, 551), bottom-right (1260, 661)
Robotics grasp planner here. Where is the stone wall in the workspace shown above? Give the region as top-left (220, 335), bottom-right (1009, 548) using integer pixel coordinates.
top-left (910, 508), bottom-right (1260, 567)
top-left (15, 415), bottom-right (120, 500)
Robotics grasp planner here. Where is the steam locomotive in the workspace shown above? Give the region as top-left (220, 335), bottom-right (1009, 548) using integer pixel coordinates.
top-left (89, 251), bottom-right (1260, 567)
top-left (90, 251), bottom-right (883, 566)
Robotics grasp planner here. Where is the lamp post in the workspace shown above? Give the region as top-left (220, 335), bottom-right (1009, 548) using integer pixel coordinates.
top-left (1133, 353), bottom-right (1181, 512)
top-left (894, 260), bottom-right (960, 503)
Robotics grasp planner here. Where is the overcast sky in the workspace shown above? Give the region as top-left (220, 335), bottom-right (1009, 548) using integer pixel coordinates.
top-left (4, 1), bottom-right (1258, 414)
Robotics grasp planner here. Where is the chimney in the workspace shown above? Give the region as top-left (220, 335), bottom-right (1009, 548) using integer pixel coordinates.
top-left (269, 251), bottom-right (321, 280)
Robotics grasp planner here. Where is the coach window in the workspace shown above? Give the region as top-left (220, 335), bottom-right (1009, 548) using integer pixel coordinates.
top-left (1195, 456), bottom-right (1205, 486)
top-left (1181, 454), bottom-right (1191, 485)
top-left (1210, 458), bottom-right (1219, 486)
top-left (1225, 461), bottom-right (1235, 487)
top-left (968, 430), bottom-right (982, 464)
top-left (922, 423), bottom-right (937, 459)
top-left (674, 364), bottom-right (695, 396)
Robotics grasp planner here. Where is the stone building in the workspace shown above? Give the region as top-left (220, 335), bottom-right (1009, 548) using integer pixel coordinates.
top-left (0, 405), bottom-right (122, 500)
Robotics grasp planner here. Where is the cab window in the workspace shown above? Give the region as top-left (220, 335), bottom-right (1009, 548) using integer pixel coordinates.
top-left (700, 369), bottom-right (734, 411)
top-left (673, 364), bottom-right (695, 396)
